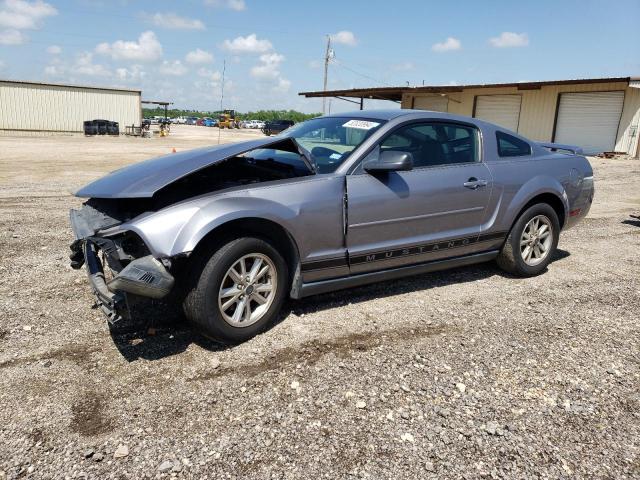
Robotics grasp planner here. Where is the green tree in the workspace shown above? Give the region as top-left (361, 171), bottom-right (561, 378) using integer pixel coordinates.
top-left (142, 107), bottom-right (320, 123)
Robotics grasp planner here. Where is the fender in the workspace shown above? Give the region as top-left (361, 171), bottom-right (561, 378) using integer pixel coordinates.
top-left (122, 194), bottom-right (300, 258)
top-left (492, 175), bottom-right (569, 233)
top-left (171, 196), bottom-right (300, 256)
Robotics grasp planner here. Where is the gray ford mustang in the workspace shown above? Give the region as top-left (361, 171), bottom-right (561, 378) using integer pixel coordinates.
top-left (70, 110), bottom-right (594, 342)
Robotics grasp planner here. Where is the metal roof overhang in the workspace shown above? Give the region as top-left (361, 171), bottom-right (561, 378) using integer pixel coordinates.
top-left (299, 77), bottom-right (634, 101)
top-left (0, 78), bottom-right (141, 94)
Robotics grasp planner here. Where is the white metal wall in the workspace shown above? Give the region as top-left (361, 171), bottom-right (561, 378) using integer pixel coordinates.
top-left (413, 95), bottom-right (448, 112)
top-left (402, 81), bottom-right (640, 155)
top-left (0, 81), bottom-right (141, 133)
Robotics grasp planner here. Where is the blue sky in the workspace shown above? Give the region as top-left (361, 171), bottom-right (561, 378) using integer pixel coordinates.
top-left (0, 0), bottom-right (638, 113)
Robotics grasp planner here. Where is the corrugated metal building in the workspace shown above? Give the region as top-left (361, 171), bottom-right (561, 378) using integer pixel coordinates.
top-left (0, 79), bottom-right (141, 134)
top-left (299, 77), bottom-right (640, 157)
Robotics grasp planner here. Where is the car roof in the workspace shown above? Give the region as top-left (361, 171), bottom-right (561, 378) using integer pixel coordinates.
top-left (323, 108), bottom-right (493, 123)
top-left (324, 108), bottom-right (521, 133)
top-left (323, 109), bottom-right (408, 121)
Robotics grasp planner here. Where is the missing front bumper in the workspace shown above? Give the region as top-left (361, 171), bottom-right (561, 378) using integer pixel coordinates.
top-left (70, 238), bottom-right (175, 324)
top-left (82, 239), bottom-right (129, 324)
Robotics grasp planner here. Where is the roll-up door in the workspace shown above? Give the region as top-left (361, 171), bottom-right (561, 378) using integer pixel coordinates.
top-left (474, 94), bottom-right (522, 132)
top-left (554, 91), bottom-right (624, 154)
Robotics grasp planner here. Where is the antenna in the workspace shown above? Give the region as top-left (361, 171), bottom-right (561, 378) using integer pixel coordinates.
top-left (217, 59), bottom-right (226, 145)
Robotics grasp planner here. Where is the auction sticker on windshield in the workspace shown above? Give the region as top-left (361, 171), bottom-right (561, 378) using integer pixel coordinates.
top-left (342, 120), bottom-right (380, 130)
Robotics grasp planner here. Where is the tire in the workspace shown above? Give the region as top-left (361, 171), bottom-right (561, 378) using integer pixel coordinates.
top-left (183, 237), bottom-right (288, 343)
top-left (496, 203), bottom-right (560, 276)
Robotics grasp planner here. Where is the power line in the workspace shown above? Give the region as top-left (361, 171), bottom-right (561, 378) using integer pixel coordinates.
top-left (331, 59), bottom-right (389, 87)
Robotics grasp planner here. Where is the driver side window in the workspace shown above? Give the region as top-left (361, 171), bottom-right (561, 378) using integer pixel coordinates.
top-left (377, 122), bottom-right (479, 169)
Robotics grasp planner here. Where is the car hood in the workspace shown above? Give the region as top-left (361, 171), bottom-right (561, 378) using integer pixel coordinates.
top-left (75, 136), bottom-right (314, 199)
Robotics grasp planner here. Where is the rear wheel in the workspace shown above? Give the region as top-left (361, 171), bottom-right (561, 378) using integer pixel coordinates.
top-left (183, 237), bottom-right (288, 343)
top-left (497, 203), bottom-right (560, 276)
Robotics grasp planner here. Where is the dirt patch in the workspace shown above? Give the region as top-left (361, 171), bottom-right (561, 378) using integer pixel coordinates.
top-left (190, 324), bottom-right (448, 382)
top-left (0, 343), bottom-right (100, 370)
top-left (70, 390), bottom-right (113, 436)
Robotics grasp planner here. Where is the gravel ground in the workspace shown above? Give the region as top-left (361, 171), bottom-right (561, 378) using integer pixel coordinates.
top-left (0, 127), bottom-right (639, 479)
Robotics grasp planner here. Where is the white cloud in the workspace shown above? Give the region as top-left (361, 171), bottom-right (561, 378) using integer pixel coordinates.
top-left (489, 32), bottom-right (529, 48)
top-left (330, 30), bottom-right (357, 46)
top-left (0, 27), bottom-right (25, 44)
top-left (158, 59), bottom-right (187, 76)
top-left (308, 59), bottom-right (321, 69)
top-left (115, 64), bottom-right (145, 81)
top-left (74, 51), bottom-right (112, 76)
top-left (222, 33), bottom-right (272, 54)
top-left (250, 52), bottom-right (290, 92)
top-left (204, 0), bottom-right (245, 11)
top-left (147, 12), bottom-right (204, 30)
top-left (46, 44), bottom-right (60, 54)
top-left (44, 64), bottom-right (63, 76)
top-left (95, 31), bottom-right (163, 62)
top-left (0, 0), bottom-right (56, 29)
top-left (197, 67), bottom-right (221, 81)
top-left (432, 37), bottom-right (461, 52)
top-left (250, 52), bottom-right (284, 79)
top-left (185, 48), bottom-right (213, 64)
top-left (274, 77), bottom-right (291, 93)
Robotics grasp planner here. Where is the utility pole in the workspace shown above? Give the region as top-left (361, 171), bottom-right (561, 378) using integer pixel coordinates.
top-left (322, 35), bottom-right (332, 114)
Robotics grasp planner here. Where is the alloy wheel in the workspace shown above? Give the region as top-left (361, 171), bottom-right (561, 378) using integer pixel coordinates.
top-left (520, 215), bottom-right (553, 266)
top-left (218, 253), bottom-right (277, 327)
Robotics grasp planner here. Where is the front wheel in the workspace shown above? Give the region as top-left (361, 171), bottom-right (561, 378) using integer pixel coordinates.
top-left (497, 203), bottom-right (560, 276)
top-left (183, 237), bottom-right (288, 343)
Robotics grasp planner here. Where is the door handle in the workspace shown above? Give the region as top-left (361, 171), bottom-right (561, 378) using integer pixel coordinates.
top-left (463, 177), bottom-right (488, 189)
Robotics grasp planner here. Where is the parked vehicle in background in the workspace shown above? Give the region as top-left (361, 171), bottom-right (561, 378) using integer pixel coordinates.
top-left (196, 118), bottom-right (206, 126)
top-left (204, 118), bottom-right (218, 127)
top-left (69, 110), bottom-right (594, 343)
top-left (174, 117), bottom-right (187, 125)
top-left (263, 119), bottom-right (294, 136)
top-left (244, 120), bottom-right (265, 129)
top-left (186, 117), bottom-right (198, 125)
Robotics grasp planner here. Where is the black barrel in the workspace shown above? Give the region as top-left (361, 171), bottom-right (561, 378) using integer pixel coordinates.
top-left (83, 120), bottom-right (98, 136)
top-left (95, 119), bottom-right (108, 135)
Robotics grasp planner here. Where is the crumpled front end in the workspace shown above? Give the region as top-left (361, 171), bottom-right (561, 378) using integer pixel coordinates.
top-left (69, 201), bottom-right (175, 324)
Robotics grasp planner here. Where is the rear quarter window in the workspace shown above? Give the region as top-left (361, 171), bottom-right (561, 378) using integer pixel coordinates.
top-left (496, 131), bottom-right (531, 157)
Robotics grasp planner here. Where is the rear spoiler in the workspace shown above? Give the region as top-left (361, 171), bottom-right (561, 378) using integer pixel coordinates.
top-left (537, 142), bottom-right (583, 155)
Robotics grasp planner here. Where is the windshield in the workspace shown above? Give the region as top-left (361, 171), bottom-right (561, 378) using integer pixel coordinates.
top-left (281, 117), bottom-right (385, 173)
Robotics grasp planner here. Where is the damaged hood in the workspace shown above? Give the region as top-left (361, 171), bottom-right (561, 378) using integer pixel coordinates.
top-left (75, 136), bottom-right (314, 199)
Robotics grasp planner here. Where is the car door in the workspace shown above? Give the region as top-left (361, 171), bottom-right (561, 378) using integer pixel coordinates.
top-left (346, 121), bottom-right (493, 274)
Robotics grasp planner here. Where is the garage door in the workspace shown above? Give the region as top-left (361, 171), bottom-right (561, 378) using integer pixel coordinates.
top-left (413, 95), bottom-right (448, 112)
top-left (554, 91), bottom-right (625, 154)
top-left (474, 95), bottom-right (522, 132)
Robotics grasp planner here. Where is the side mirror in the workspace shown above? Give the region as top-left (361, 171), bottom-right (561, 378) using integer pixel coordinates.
top-left (364, 150), bottom-right (414, 173)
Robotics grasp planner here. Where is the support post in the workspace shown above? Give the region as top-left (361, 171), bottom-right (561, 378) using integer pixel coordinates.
top-left (359, 97), bottom-right (363, 110)
top-left (322, 35), bottom-right (331, 114)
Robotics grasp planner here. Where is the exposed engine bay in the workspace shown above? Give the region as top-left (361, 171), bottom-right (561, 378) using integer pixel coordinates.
top-left (74, 140), bottom-right (314, 232)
